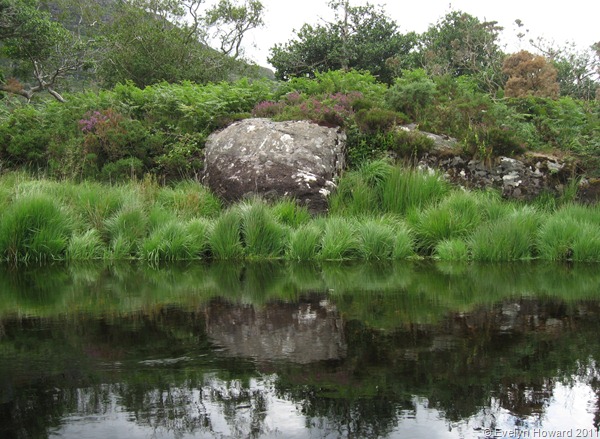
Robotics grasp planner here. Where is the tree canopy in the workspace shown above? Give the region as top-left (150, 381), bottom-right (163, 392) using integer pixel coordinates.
top-left (268, 0), bottom-right (418, 84)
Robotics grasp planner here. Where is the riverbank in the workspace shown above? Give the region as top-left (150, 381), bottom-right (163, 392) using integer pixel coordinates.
top-left (0, 166), bottom-right (598, 263)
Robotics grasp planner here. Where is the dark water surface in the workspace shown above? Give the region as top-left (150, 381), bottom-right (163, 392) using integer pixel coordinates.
top-left (1, 261), bottom-right (600, 439)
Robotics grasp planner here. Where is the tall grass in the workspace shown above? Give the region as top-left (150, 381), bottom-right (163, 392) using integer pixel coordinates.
top-left (67, 229), bottom-right (105, 260)
top-left (103, 203), bottom-right (149, 258)
top-left (208, 208), bottom-right (244, 260)
top-left (157, 180), bottom-right (222, 219)
top-left (318, 217), bottom-right (361, 260)
top-left (435, 239), bottom-right (469, 261)
top-left (409, 191), bottom-right (483, 253)
top-left (470, 207), bottom-right (540, 262)
top-left (572, 223), bottom-right (600, 262)
top-left (270, 198), bottom-right (311, 227)
top-left (286, 223), bottom-right (322, 260)
top-left (358, 218), bottom-right (396, 260)
top-left (381, 167), bottom-right (449, 215)
top-left (240, 200), bottom-right (288, 259)
top-left (0, 195), bottom-right (72, 262)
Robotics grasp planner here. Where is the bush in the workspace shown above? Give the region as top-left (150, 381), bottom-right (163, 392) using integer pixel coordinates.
top-left (355, 108), bottom-right (405, 133)
top-left (0, 106), bottom-right (50, 168)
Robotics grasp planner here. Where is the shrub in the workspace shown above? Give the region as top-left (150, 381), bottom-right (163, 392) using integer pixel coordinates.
top-left (355, 108), bottom-right (405, 133)
top-left (0, 106), bottom-right (50, 168)
top-left (101, 157), bottom-right (145, 182)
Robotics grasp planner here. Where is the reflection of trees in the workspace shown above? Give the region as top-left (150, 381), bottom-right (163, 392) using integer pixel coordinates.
top-left (2, 263), bottom-right (600, 437)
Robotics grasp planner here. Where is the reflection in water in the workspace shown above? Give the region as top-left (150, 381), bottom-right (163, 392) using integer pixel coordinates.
top-left (0, 261), bottom-right (600, 438)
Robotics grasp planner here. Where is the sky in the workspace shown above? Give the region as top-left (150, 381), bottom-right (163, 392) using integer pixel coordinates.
top-left (243, 0), bottom-right (599, 68)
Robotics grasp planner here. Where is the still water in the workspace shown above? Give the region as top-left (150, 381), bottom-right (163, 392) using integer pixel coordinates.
top-left (1, 261), bottom-right (600, 439)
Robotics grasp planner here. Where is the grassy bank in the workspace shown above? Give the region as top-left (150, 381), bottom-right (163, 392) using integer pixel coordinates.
top-left (0, 165), bottom-right (599, 263)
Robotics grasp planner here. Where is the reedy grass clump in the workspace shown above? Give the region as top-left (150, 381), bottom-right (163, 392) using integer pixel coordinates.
top-left (286, 223), bottom-right (322, 261)
top-left (240, 200), bottom-right (288, 259)
top-left (104, 204), bottom-right (149, 257)
top-left (435, 239), bottom-right (469, 261)
top-left (318, 217), bottom-right (361, 260)
top-left (572, 223), bottom-right (600, 262)
top-left (381, 166), bottom-right (449, 215)
top-left (358, 218), bottom-right (396, 260)
top-left (470, 207), bottom-right (540, 261)
top-left (67, 229), bottom-right (105, 260)
top-left (140, 220), bottom-right (192, 262)
top-left (410, 191), bottom-right (483, 254)
top-left (156, 180), bottom-right (222, 219)
top-left (269, 198), bottom-right (311, 227)
top-left (0, 195), bottom-right (73, 262)
top-left (208, 208), bottom-right (244, 260)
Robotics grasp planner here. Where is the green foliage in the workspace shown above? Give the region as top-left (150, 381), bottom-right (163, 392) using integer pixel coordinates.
top-left (385, 69), bottom-right (437, 119)
top-left (410, 191), bottom-right (483, 253)
top-left (268, 3), bottom-right (418, 83)
top-left (355, 108), bottom-right (404, 133)
top-left (67, 229), bottom-right (105, 260)
top-left (380, 167), bottom-right (449, 215)
top-left (419, 11), bottom-right (504, 91)
top-left (357, 218), bottom-right (396, 260)
top-left (0, 105), bottom-right (50, 167)
top-left (270, 198), bottom-right (311, 228)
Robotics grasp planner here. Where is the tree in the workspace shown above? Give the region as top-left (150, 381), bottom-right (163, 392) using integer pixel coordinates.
top-left (502, 50), bottom-right (560, 99)
top-left (0, 0), bottom-right (91, 101)
top-left (419, 11), bottom-right (504, 92)
top-left (204, 0), bottom-right (264, 59)
top-left (529, 38), bottom-right (600, 100)
top-left (268, 1), bottom-right (417, 84)
top-left (98, 0), bottom-right (264, 88)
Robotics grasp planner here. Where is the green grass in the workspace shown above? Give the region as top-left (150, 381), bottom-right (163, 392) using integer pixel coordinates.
top-left (0, 195), bottom-right (73, 262)
top-left (381, 166), bottom-right (449, 215)
top-left (240, 200), bottom-right (288, 259)
top-left (358, 218), bottom-right (396, 260)
top-left (1, 168), bottom-right (600, 264)
top-left (410, 191), bottom-right (483, 253)
top-left (286, 223), bottom-right (322, 261)
top-left (67, 229), bottom-right (105, 260)
top-left (318, 217), bottom-right (361, 261)
top-left (208, 208), bottom-right (244, 260)
top-left (435, 239), bottom-right (469, 261)
top-left (470, 207), bottom-right (540, 262)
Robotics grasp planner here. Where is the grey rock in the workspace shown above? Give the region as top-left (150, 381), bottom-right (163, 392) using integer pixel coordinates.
top-left (203, 118), bottom-right (345, 213)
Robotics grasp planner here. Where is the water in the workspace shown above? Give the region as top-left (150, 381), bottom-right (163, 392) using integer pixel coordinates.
top-left (1, 261), bottom-right (600, 439)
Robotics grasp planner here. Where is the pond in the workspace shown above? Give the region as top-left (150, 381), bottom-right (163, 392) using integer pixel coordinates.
top-left (1, 261), bottom-right (600, 438)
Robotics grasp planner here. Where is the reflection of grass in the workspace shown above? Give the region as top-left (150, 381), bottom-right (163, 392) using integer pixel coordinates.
top-left (2, 261), bottom-right (600, 325)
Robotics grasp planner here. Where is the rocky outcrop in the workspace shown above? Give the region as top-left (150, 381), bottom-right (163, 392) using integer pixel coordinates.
top-left (203, 118), bottom-right (345, 213)
top-left (404, 125), bottom-right (576, 200)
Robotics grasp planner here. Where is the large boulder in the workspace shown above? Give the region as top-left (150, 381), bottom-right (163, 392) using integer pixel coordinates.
top-left (203, 118), bottom-right (346, 212)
